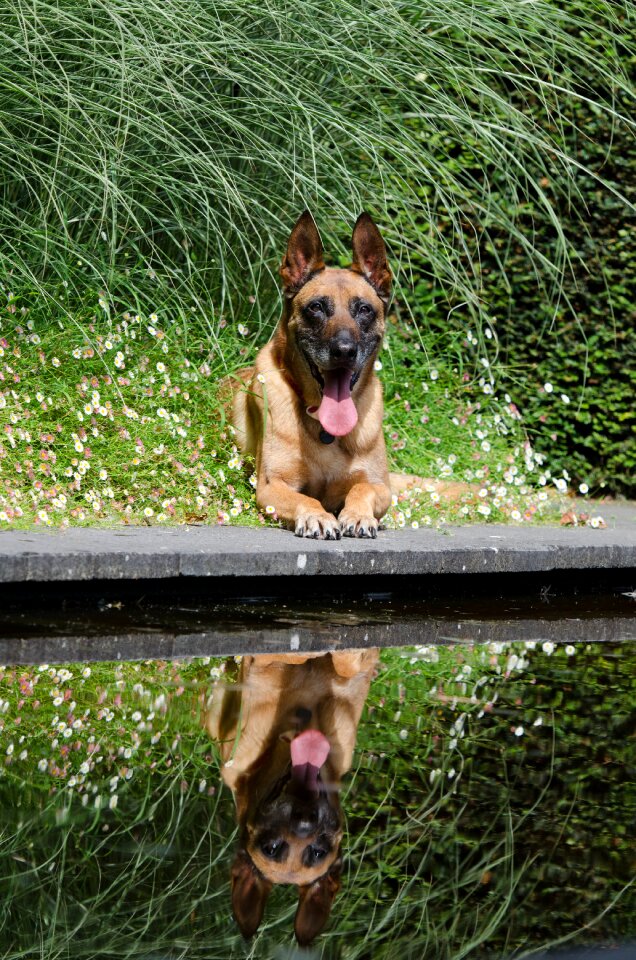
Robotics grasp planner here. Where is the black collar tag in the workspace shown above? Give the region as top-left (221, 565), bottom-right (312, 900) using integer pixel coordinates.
top-left (319, 429), bottom-right (335, 444)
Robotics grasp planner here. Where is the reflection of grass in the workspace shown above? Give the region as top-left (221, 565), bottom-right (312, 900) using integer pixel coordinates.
top-left (0, 658), bottom-right (216, 799)
top-left (2, 770), bottom-right (235, 957)
top-left (1, 642), bottom-right (634, 958)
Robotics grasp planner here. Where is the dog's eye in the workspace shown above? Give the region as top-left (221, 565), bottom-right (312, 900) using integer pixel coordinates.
top-left (260, 839), bottom-right (286, 859)
top-left (304, 299), bottom-right (325, 316)
top-left (306, 845), bottom-right (328, 864)
top-left (352, 300), bottom-right (376, 326)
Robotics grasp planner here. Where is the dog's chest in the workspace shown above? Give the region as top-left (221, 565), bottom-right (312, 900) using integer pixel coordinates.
top-left (300, 441), bottom-right (355, 506)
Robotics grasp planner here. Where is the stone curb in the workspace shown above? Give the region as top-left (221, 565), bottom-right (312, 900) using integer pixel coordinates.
top-left (0, 502), bottom-right (634, 582)
top-left (3, 616), bottom-right (635, 665)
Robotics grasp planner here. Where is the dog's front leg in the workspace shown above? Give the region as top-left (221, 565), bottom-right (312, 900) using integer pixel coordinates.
top-left (257, 477), bottom-right (342, 540)
top-left (338, 481), bottom-right (391, 539)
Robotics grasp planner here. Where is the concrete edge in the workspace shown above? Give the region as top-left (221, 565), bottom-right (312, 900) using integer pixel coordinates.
top-left (0, 510), bottom-right (635, 582)
top-left (2, 616), bottom-right (635, 663)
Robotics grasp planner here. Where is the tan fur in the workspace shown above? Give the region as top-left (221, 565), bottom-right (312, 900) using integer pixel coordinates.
top-left (206, 649), bottom-right (378, 942)
top-left (233, 275), bottom-right (391, 537)
top-left (230, 212), bottom-right (471, 537)
top-left (207, 650), bottom-right (378, 824)
top-left (231, 213), bottom-right (393, 539)
top-left (389, 472), bottom-right (474, 499)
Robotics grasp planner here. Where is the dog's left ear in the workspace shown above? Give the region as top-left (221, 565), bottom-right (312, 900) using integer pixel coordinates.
top-left (294, 854), bottom-right (343, 947)
top-left (280, 210), bottom-right (325, 298)
top-left (351, 212), bottom-right (391, 303)
top-left (231, 849), bottom-right (273, 939)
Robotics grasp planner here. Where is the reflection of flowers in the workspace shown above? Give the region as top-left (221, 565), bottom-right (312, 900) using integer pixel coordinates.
top-left (0, 659), bottom-right (206, 804)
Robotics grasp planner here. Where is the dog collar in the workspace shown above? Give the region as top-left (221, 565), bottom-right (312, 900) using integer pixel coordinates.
top-left (306, 405), bottom-right (335, 444)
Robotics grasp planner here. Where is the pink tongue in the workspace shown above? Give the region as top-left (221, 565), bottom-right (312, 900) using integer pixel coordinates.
top-left (317, 369), bottom-right (358, 437)
top-left (291, 730), bottom-right (330, 770)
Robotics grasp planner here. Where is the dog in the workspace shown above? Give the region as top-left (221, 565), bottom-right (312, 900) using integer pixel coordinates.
top-left (231, 210), bottom-right (393, 540)
top-left (230, 210), bottom-right (472, 538)
top-left (206, 649), bottom-right (378, 945)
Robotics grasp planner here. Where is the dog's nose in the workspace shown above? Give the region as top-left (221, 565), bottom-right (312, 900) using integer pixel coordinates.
top-left (329, 332), bottom-right (357, 364)
top-left (292, 816), bottom-right (316, 837)
top-left (291, 805), bottom-right (318, 836)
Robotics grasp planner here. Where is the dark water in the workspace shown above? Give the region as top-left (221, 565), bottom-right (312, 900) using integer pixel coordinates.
top-left (1, 571), bottom-right (635, 660)
top-left (0, 585), bottom-right (634, 958)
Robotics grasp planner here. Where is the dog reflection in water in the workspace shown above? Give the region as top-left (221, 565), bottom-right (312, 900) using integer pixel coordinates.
top-left (206, 649), bottom-right (378, 945)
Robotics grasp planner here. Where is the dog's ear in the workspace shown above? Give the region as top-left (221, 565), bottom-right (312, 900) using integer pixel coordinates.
top-left (351, 212), bottom-right (391, 302)
top-left (294, 854), bottom-right (343, 947)
top-left (231, 849), bottom-right (273, 939)
top-left (280, 210), bottom-right (325, 297)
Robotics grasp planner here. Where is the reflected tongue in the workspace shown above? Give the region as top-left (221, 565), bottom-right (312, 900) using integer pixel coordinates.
top-left (291, 731), bottom-right (330, 790)
top-left (317, 369), bottom-right (358, 437)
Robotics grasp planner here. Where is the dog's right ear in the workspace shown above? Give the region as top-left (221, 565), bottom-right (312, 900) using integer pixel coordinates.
top-left (231, 849), bottom-right (273, 939)
top-left (351, 212), bottom-right (391, 303)
top-left (280, 210), bottom-right (325, 297)
top-left (294, 853), bottom-right (343, 946)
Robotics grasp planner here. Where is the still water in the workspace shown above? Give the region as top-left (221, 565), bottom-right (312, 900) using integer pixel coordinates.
top-left (1, 633), bottom-right (634, 958)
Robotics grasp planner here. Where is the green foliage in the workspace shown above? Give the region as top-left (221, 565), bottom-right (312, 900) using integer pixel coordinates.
top-left (0, 287), bottom-right (260, 527)
top-left (0, 283), bottom-right (572, 531)
top-left (0, 0), bottom-right (632, 339)
top-left (493, 103), bottom-right (636, 496)
top-left (1, 0), bottom-right (634, 497)
top-left (0, 642), bottom-right (634, 957)
top-left (401, 4), bottom-right (636, 495)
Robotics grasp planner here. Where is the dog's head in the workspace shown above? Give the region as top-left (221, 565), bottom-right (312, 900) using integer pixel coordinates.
top-left (230, 730), bottom-right (343, 945)
top-left (279, 211), bottom-right (391, 437)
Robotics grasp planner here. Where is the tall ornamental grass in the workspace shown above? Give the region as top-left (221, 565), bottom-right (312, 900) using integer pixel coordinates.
top-left (1, 0), bottom-right (634, 347)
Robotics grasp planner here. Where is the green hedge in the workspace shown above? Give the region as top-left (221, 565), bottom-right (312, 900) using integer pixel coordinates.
top-left (403, 7), bottom-right (636, 495)
top-left (482, 74), bottom-right (636, 497)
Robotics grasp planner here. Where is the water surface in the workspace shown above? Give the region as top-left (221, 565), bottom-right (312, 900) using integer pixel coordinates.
top-left (1, 636), bottom-right (634, 958)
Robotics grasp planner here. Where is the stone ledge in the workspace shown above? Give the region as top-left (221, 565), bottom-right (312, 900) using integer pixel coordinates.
top-left (1, 502), bottom-right (634, 582)
top-left (3, 615), bottom-right (635, 664)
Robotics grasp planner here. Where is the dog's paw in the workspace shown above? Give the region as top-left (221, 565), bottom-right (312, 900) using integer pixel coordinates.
top-left (295, 511), bottom-right (341, 540)
top-left (338, 512), bottom-right (379, 539)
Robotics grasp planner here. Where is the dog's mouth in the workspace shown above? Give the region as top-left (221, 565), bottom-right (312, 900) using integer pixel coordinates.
top-left (306, 360), bottom-right (359, 438)
top-left (262, 730), bottom-right (331, 806)
top-left (290, 729), bottom-right (331, 792)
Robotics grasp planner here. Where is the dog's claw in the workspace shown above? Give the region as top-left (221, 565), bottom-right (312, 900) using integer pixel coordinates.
top-left (295, 511), bottom-right (340, 540)
top-left (340, 514), bottom-right (379, 539)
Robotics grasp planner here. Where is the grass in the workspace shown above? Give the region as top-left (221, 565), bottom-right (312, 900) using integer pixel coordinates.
top-left (1, 0), bottom-right (634, 341)
top-left (2, 0), bottom-right (634, 521)
top-left (1, 280), bottom-right (605, 533)
top-left (0, 640), bottom-right (634, 957)
top-left (2, 1), bottom-right (631, 528)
